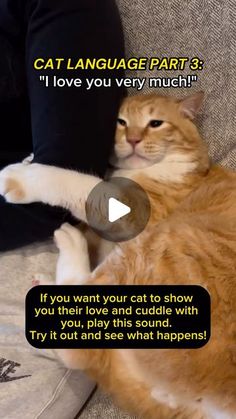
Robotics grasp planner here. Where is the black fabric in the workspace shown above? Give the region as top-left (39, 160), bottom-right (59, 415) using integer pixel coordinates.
top-left (0, 0), bottom-right (125, 251)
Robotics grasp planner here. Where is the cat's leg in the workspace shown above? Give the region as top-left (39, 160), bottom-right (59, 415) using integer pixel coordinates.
top-left (56, 347), bottom-right (206, 419)
top-left (56, 348), bottom-right (161, 419)
top-left (33, 223), bottom-right (91, 286)
top-left (54, 223), bottom-right (91, 285)
top-left (53, 245), bottom-right (207, 419)
top-left (0, 163), bottom-right (100, 222)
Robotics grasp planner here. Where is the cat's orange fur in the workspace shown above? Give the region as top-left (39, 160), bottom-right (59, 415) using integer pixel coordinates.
top-left (1, 92), bottom-right (234, 418)
top-left (55, 93), bottom-right (236, 418)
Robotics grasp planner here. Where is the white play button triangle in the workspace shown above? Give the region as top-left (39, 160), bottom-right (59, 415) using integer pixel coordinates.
top-left (86, 177), bottom-right (150, 242)
top-left (108, 197), bottom-right (131, 223)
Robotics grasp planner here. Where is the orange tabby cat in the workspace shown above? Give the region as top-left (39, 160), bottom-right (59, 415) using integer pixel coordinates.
top-left (0, 92), bottom-right (235, 418)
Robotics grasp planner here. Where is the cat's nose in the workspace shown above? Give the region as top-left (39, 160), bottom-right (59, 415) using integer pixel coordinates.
top-left (127, 138), bottom-right (142, 147)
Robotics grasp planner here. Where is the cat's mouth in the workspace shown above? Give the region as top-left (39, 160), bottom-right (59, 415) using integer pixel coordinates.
top-left (124, 149), bottom-right (164, 164)
top-left (110, 145), bottom-right (167, 169)
top-left (117, 152), bottom-right (153, 169)
top-left (125, 150), bottom-right (148, 160)
top-left (124, 151), bottom-right (152, 166)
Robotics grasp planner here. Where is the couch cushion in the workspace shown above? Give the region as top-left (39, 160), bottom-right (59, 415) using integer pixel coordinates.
top-left (117, 0), bottom-right (236, 169)
top-left (79, 388), bottom-right (136, 419)
top-left (0, 242), bottom-right (95, 419)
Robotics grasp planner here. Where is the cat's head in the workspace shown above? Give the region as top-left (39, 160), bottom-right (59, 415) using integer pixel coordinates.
top-left (110, 92), bottom-right (209, 175)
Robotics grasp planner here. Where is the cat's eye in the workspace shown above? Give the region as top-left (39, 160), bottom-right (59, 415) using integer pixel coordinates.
top-left (149, 120), bottom-right (164, 128)
top-left (117, 118), bottom-right (127, 127)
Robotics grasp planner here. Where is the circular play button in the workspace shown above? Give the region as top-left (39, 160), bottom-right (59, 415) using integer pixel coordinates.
top-left (85, 177), bottom-right (151, 242)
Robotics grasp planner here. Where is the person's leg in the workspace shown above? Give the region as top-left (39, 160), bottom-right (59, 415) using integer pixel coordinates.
top-left (27, 0), bottom-right (125, 173)
top-left (0, 0), bottom-right (125, 251)
top-left (0, 1), bottom-right (32, 166)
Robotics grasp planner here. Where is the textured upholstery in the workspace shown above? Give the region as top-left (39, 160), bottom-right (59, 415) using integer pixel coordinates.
top-left (117, 0), bottom-right (236, 169)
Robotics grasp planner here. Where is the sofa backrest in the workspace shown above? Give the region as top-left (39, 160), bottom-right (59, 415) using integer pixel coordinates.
top-left (117, 0), bottom-right (236, 169)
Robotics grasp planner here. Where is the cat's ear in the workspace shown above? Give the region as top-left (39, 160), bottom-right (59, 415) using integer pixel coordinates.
top-left (178, 91), bottom-right (204, 120)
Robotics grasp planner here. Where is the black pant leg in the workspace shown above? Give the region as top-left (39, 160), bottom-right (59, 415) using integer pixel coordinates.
top-left (0, 0), bottom-right (32, 165)
top-left (26, 0), bottom-right (125, 175)
top-left (0, 0), bottom-right (125, 251)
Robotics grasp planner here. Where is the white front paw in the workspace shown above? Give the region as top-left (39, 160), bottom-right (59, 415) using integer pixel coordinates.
top-left (0, 163), bottom-right (40, 203)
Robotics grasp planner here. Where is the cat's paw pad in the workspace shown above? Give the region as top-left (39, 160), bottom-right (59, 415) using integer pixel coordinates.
top-left (32, 278), bottom-right (40, 287)
top-left (0, 167), bottom-right (26, 203)
top-left (31, 273), bottom-right (54, 287)
top-left (0, 163), bottom-right (31, 203)
top-left (54, 223), bottom-right (87, 253)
